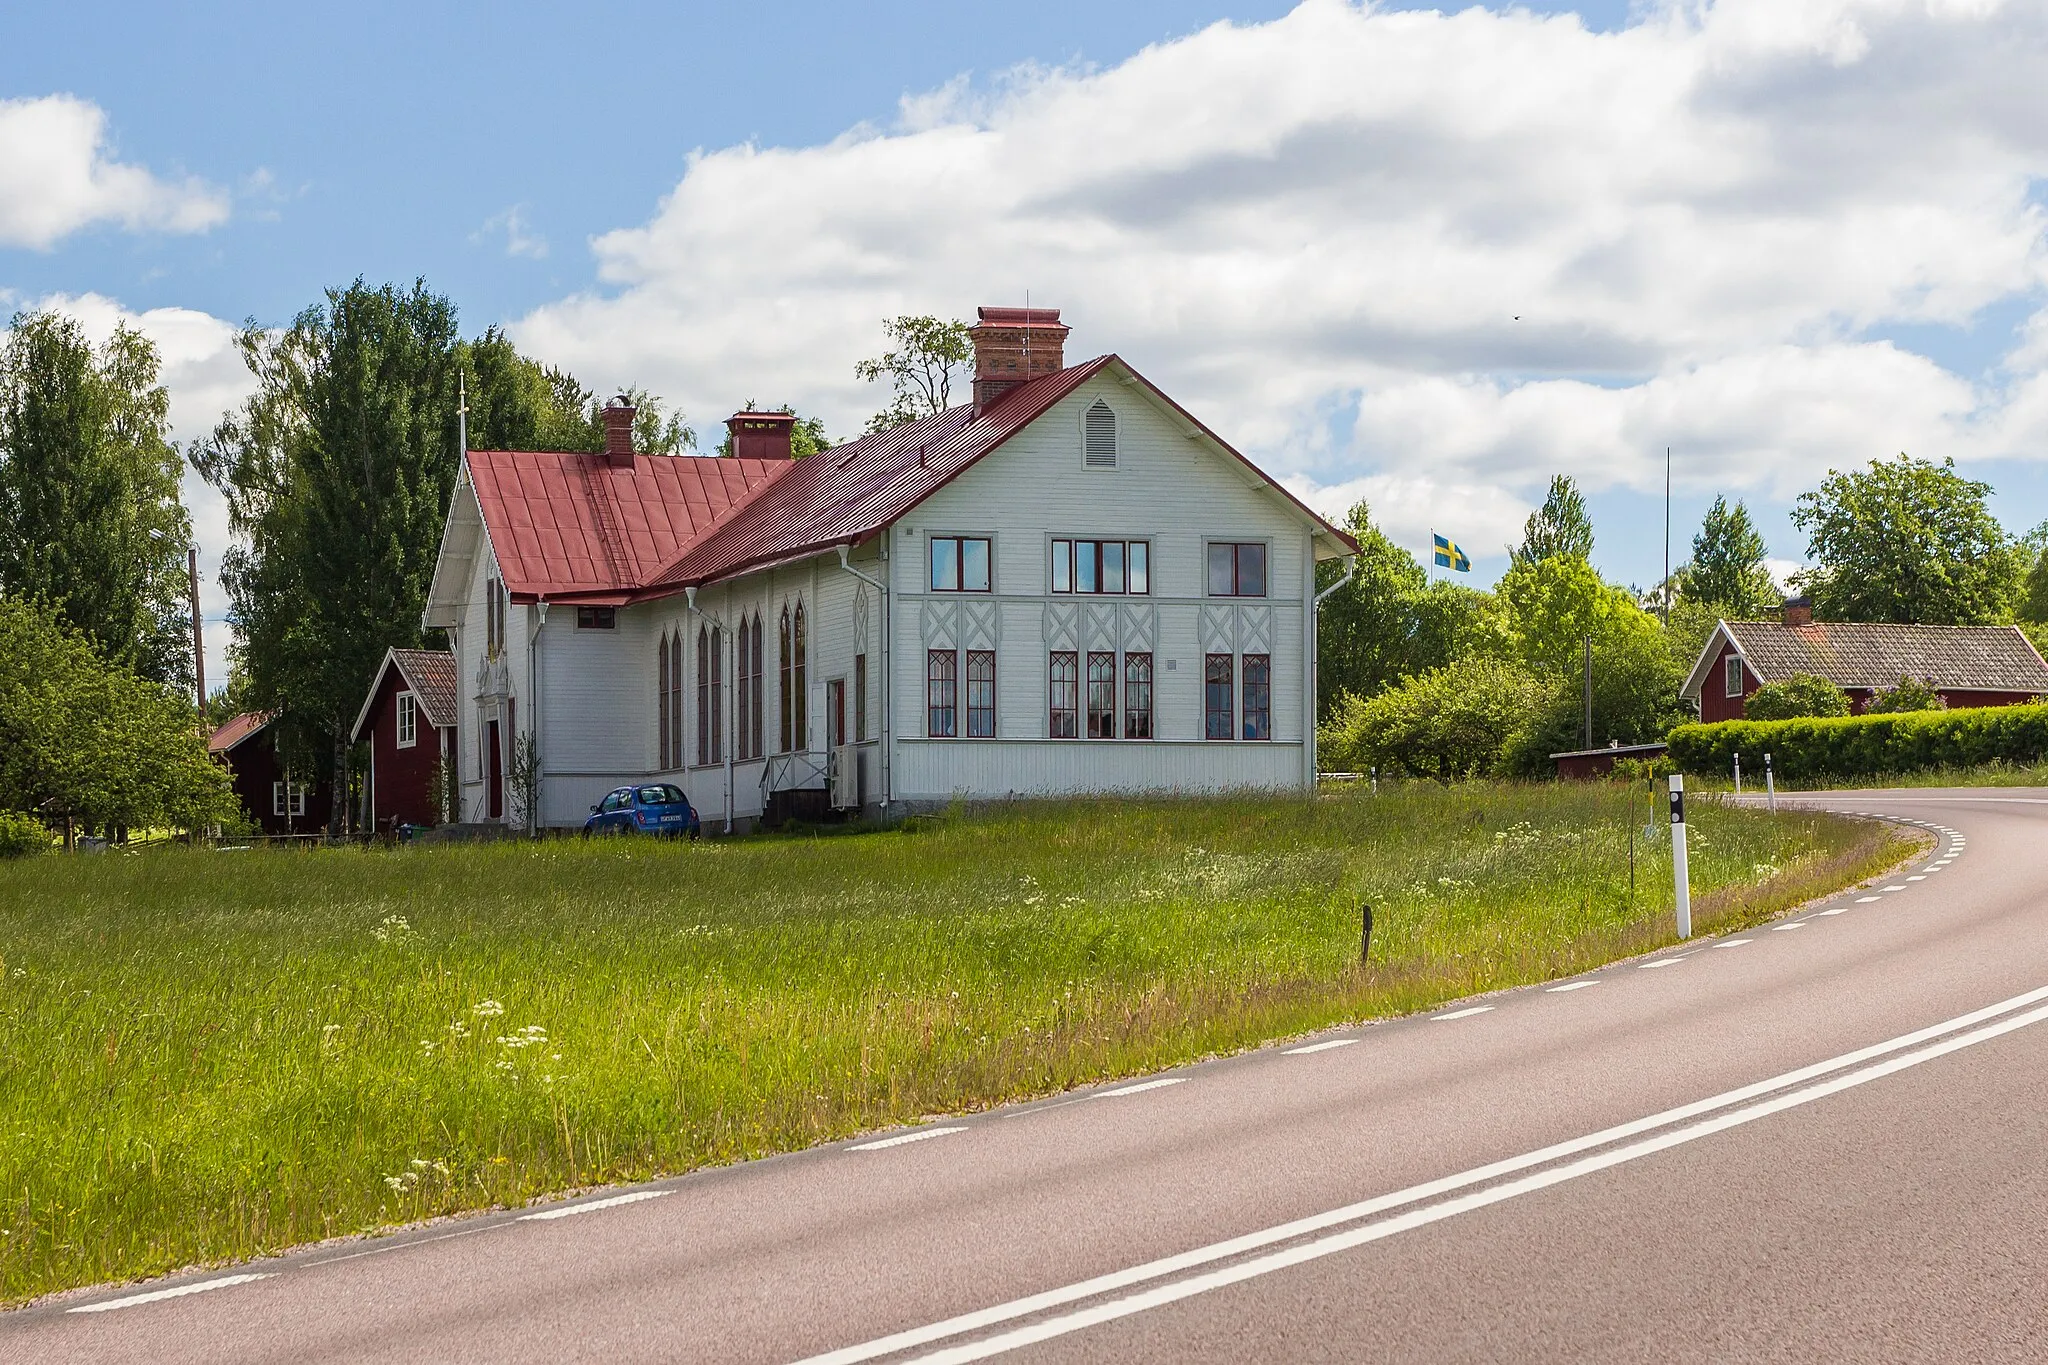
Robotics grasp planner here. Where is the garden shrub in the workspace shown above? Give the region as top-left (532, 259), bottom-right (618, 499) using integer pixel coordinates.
top-left (1744, 673), bottom-right (1852, 720)
top-left (1669, 702), bottom-right (2048, 781)
top-left (0, 811), bottom-right (47, 858)
top-left (1868, 676), bottom-right (1945, 714)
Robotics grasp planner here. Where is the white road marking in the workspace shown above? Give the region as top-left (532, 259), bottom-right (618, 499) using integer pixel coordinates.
top-left (1283, 1039), bottom-right (1359, 1055)
top-left (1771, 923), bottom-right (1806, 932)
top-left (519, 1189), bottom-right (672, 1220)
top-left (1924, 867), bottom-right (1944, 873)
top-left (1097, 1078), bottom-right (1185, 1097)
top-left (798, 985), bottom-right (2048, 1365)
top-left (849, 1127), bottom-right (968, 1151)
top-left (1882, 885), bottom-right (1907, 892)
top-left (1545, 981), bottom-right (1599, 992)
top-left (1907, 875), bottom-right (1927, 882)
top-left (1857, 896), bottom-right (1882, 903)
top-left (1816, 907), bottom-right (1850, 917)
top-left (1638, 957), bottom-right (1687, 969)
top-left (68, 1274), bottom-right (272, 1313)
top-left (1714, 939), bottom-right (1752, 948)
top-left (1432, 1006), bottom-right (1494, 1020)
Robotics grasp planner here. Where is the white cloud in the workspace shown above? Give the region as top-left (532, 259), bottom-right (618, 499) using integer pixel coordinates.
top-left (28, 294), bottom-right (254, 692)
top-left (476, 205), bottom-right (548, 260)
top-left (0, 95), bottom-right (228, 249)
top-left (511, 0), bottom-right (2048, 541)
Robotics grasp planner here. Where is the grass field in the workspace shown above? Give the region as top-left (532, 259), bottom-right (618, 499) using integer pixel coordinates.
top-left (0, 786), bottom-right (1909, 1305)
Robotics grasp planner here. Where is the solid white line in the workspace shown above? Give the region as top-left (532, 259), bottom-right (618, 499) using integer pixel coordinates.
top-left (784, 982), bottom-right (2048, 1365)
top-left (849, 1127), bottom-right (968, 1151)
top-left (1713, 939), bottom-right (1752, 948)
top-left (1545, 981), bottom-right (1599, 993)
top-left (68, 1274), bottom-right (272, 1313)
top-left (1283, 1039), bottom-right (1359, 1054)
top-left (519, 1189), bottom-right (672, 1220)
top-left (1432, 1006), bottom-right (1494, 1020)
top-left (1098, 1078), bottom-right (1185, 1097)
top-left (894, 1000), bottom-right (2048, 1364)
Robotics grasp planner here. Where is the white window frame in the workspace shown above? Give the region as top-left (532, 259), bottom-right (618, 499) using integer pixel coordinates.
top-left (396, 692), bottom-right (418, 748)
top-left (1724, 654), bottom-right (1745, 698)
top-left (272, 781), bottom-right (307, 817)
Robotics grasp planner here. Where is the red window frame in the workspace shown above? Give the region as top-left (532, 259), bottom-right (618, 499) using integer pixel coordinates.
top-left (1049, 651), bottom-right (1079, 739)
top-left (966, 650), bottom-right (996, 738)
top-left (1086, 651), bottom-right (1117, 739)
top-left (1124, 652), bottom-right (1153, 740)
top-left (1242, 654), bottom-right (1271, 741)
top-left (928, 649), bottom-right (958, 738)
top-left (1205, 653), bottom-right (1234, 740)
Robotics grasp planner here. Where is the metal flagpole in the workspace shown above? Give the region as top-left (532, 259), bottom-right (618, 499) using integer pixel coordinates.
top-left (1662, 446), bottom-right (1672, 625)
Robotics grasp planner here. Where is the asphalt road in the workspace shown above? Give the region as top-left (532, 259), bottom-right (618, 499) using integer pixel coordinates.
top-left (10, 788), bottom-right (2048, 1363)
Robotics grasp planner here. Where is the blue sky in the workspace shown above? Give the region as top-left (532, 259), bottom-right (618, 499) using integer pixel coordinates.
top-left (4, 1), bottom-right (2046, 683)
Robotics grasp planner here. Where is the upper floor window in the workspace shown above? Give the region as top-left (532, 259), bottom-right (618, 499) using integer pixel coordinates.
top-left (396, 693), bottom-right (418, 748)
top-left (485, 577), bottom-right (507, 656)
top-left (1083, 399), bottom-right (1118, 469)
top-left (576, 606), bottom-right (616, 630)
top-left (1207, 542), bottom-right (1267, 598)
top-left (1051, 539), bottom-right (1149, 595)
top-left (929, 536), bottom-right (992, 593)
top-left (1724, 654), bottom-right (1745, 698)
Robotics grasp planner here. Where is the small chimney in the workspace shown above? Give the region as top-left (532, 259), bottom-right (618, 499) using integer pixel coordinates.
top-left (970, 306), bottom-right (1069, 410)
top-left (725, 409), bottom-right (797, 461)
top-left (602, 396), bottom-right (636, 468)
top-left (1782, 595), bottom-right (1814, 628)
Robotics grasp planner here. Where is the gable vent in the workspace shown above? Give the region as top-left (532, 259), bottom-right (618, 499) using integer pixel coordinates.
top-left (1084, 399), bottom-right (1118, 468)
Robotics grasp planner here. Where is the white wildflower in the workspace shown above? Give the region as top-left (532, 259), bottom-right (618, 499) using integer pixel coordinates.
top-left (371, 914), bottom-right (414, 944)
top-left (472, 1000), bottom-right (505, 1018)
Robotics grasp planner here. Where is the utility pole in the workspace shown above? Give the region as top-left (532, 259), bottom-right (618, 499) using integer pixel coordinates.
top-left (1581, 633), bottom-right (1593, 749)
top-left (188, 546), bottom-right (206, 737)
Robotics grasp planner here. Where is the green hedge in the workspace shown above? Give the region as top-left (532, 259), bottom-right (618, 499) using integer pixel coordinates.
top-left (1668, 703), bottom-right (2048, 781)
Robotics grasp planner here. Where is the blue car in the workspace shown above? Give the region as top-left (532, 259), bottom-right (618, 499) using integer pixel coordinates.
top-left (583, 783), bottom-right (701, 839)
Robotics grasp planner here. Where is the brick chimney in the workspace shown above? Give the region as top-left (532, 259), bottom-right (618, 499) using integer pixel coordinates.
top-left (1782, 595), bottom-right (1814, 627)
top-left (725, 409), bottom-right (797, 461)
top-left (601, 396), bottom-right (636, 468)
top-left (970, 306), bottom-right (1069, 410)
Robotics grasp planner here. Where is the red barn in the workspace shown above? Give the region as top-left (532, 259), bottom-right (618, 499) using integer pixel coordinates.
top-left (208, 713), bottom-right (334, 836)
top-left (350, 648), bottom-right (458, 831)
top-left (1681, 598), bottom-right (2048, 722)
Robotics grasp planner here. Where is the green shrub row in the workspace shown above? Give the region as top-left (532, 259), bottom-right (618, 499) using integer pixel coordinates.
top-left (1668, 703), bottom-right (2048, 781)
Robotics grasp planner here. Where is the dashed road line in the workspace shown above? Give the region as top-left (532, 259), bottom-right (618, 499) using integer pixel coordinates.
top-left (1857, 896), bottom-right (1882, 903)
top-left (519, 1190), bottom-right (671, 1220)
top-left (1283, 1039), bottom-right (1359, 1055)
top-left (68, 1274), bottom-right (273, 1314)
top-left (1433, 1006), bottom-right (1494, 1021)
top-left (1714, 939), bottom-right (1752, 949)
top-left (1771, 923), bottom-right (1807, 932)
top-left (1639, 957), bottom-right (1687, 970)
top-left (1098, 1078), bottom-right (1185, 1097)
top-left (850, 1127), bottom-right (968, 1151)
top-left (1545, 981), bottom-right (1600, 993)
top-left (1816, 907), bottom-right (1850, 917)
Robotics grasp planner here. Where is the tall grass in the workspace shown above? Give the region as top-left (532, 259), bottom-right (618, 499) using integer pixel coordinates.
top-left (0, 786), bottom-right (1904, 1304)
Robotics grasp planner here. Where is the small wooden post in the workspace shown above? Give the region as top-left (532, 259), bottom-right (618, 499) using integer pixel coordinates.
top-left (1360, 903), bottom-right (1374, 966)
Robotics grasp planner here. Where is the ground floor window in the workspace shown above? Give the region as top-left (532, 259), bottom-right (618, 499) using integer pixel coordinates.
top-left (1049, 651), bottom-right (1078, 738)
top-left (854, 653), bottom-right (868, 743)
top-left (928, 649), bottom-right (958, 737)
top-left (1086, 651), bottom-right (1117, 738)
top-left (1205, 654), bottom-right (1234, 740)
top-left (1124, 652), bottom-right (1153, 739)
top-left (966, 650), bottom-right (996, 737)
top-left (272, 781), bottom-right (307, 817)
top-left (1242, 654), bottom-right (1271, 741)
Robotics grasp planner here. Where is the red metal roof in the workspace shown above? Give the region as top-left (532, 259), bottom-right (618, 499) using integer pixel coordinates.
top-left (466, 450), bottom-right (793, 600)
top-left (463, 356), bottom-right (1355, 605)
top-left (208, 712), bottom-right (270, 755)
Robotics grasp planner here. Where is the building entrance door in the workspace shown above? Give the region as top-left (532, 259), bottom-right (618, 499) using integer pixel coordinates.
top-left (486, 719), bottom-right (503, 819)
top-left (827, 680), bottom-right (846, 750)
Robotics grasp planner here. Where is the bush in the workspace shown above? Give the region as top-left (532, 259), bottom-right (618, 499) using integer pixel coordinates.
top-left (1868, 676), bottom-right (1945, 714)
top-left (1744, 673), bottom-right (1852, 721)
top-left (1669, 702), bottom-right (2048, 781)
top-left (1320, 657), bottom-right (1545, 781)
top-left (0, 811), bottom-right (47, 858)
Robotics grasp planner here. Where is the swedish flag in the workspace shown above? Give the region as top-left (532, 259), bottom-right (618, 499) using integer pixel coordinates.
top-left (1432, 533), bottom-right (1471, 573)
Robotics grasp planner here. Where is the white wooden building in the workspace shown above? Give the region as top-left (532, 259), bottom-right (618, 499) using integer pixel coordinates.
top-left (421, 307), bottom-right (1358, 830)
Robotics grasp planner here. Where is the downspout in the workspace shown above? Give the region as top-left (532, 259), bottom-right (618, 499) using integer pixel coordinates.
top-left (685, 586), bottom-right (733, 834)
top-left (528, 599), bottom-right (548, 835)
top-left (837, 541), bottom-right (891, 811)
top-left (1309, 552), bottom-right (1358, 790)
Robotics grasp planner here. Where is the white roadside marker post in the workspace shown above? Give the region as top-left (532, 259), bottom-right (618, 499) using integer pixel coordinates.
top-left (1764, 752), bottom-right (1776, 815)
top-left (1670, 773), bottom-right (1692, 939)
top-left (1732, 751), bottom-right (1742, 796)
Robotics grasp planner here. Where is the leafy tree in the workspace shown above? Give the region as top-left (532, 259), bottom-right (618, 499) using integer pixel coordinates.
top-left (1744, 673), bottom-right (1852, 721)
top-left (1510, 474), bottom-right (1593, 566)
top-left (462, 328), bottom-right (601, 453)
top-left (1868, 677), bottom-right (1945, 714)
top-left (1790, 454), bottom-right (2023, 625)
top-left (1501, 616), bottom-right (1693, 775)
top-left (1320, 656), bottom-right (1545, 782)
top-left (714, 401), bottom-right (833, 459)
top-left (0, 595), bottom-right (232, 840)
top-left (1677, 496), bottom-right (1778, 615)
top-left (854, 315), bottom-right (972, 432)
top-left (1500, 554), bottom-right (1643, 676)
top-left (0, 310), bottom-right (192, 683)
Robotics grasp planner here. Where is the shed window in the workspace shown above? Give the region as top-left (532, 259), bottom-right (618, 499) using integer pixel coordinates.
top-left (272, 781), bottom-right (307, 817)
top-left (1084, 399), bottom-right (1118, 468)
top-left (1724, 654), bottom-right (1745, 698)
top-left (396, 693), bottom-right (418, 748)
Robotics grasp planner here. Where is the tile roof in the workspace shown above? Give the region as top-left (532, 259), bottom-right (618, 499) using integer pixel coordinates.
top-left (466, 449), bottom-right (793, 600)
top-left (1718, 621), bottom-right (2048, 693)
top-left (462, 355), bottom-right (1356, 605)
top-left (208, 712), bottom-right (270, 755)
top-left (390, 648), bottom-right (458, 728)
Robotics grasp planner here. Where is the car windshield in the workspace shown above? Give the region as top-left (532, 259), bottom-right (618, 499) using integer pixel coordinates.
top-left (636, 785), bottom-right (686, 806)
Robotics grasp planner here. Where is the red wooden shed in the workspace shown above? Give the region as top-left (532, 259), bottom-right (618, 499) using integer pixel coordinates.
top-left (349, 648), bottom-right (458, 831)
top-left (208, 712), bottom-right (334, 836)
